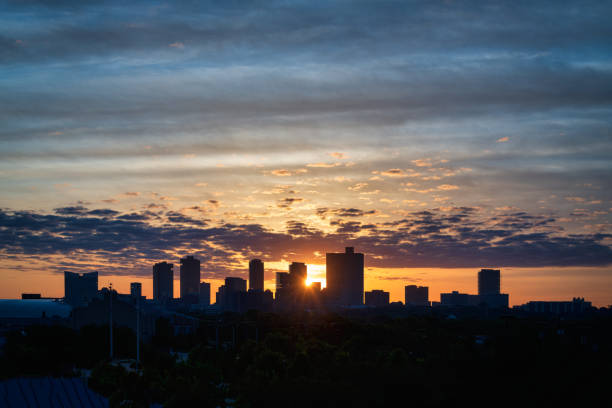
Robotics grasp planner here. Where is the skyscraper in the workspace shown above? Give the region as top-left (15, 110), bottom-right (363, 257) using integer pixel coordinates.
top-left (274, 262), bottom-right (308, 308)
top-left (289, 262), bottom-right (307, 287)
top-left (326, 247), bottom-right (364, 306)
top-left (153, 262), bottom-right (173, 302)
top-left (478, 269), bottom-right (508, 308)
top-left (478, 269), bottom-right (500, 296)
top-left (64, 271), bottom-right (98, 307)
top-left (216, 277), bottom-right (247, 312)
top-left (180, 256), bottom-right (200, 303)
top-left (249, 259), bottom-right (264, 291)
top-left (199, 281), bottom-right (211, 306)
top-left (405, 285), bottom-right (429, 306)
top-left (130, 282), bottom-right (142, 298)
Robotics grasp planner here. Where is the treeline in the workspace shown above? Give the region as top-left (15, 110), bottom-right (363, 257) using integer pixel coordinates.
top-left (1, 313), bottom-right (611, 407)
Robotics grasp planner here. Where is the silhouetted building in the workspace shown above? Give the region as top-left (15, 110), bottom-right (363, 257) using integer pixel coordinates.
top-left (180, 256), bottom-right (200, 304)
top-left (326, 247), bottom-right (364, 306)
top-left (21, 293), bottom-right (41, 300)
top-left (216, 277), bottom-right (247, 312)
top-left (130, 282), bottom-right (142, 298)
top-left (64, 271), bottom-right (98, 307)
top-left (365, 290), bottom-right (390, 307)
top-left (276, 263), bottom-right (310, 309)
top-left (225, 277), bottom-right (247, 293)
top-left (480, 293), bottom-right (509, 308)
top-left (477, 269), bottom-right (509, 308)
top-left (249, 259), bottom-right (264, 291)
top-left (200, 281), bottom-right (211, 305)
top-left (405, 285), bottom-right (429, 306)
top-left (478, 269), bottom-right (500, 295)
top-left (72, 290), bottom-right (155, 341)
top-left (289, 262), bottom-right (307, 287)
top-left (244, 289), bottom-right (274, 312)
top-left (518, 298), bottom-right (592, 315)
top-left (153, 262), bottom-right (174, 302)
top-left (440, 291), bottom-right (480, 306)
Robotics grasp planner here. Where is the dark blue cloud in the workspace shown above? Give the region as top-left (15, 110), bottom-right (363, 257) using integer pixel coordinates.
top-left (0, 206), bottom-right (610, 278)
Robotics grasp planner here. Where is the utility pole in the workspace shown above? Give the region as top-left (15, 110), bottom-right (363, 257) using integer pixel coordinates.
top-left (109, 283), bottom-right (113, 360)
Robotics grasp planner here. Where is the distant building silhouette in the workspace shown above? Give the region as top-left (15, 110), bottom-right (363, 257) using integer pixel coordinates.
top-left (518, 298), bottom-right (592, 315)
top-left (249, 259), bottom-right (264, 291)
top-left (199, 281), bottom-right (211, 305)
top-left (478, 269), bottom-right (509, 308)
top-left (289, 262), bottom-right (307, 287)
top-left (440, 291), bottom-right (480, 306)
top-left (130, 282), bottom-right (142, 298)
top-left (180, 256), bottom-right (200, 304)
top-left (245, 288), bottom-right (274, 312)
top-left (153, 262), bottom-right (173, 302)
top-left (276, 263), bottom-right (309, 309)
top-left (275, 272), bottom-right (291, 306)
top-left (216, 277), bottom-right (247, 312)
top-left (21, 293), bottom-right (41, 300)
top-left (405, 285), bottom-right (429, 306)
top-left (64, 271), bottom-right (98, 307)
top-left (365, 290), bottom-right (390, 307)
top-left (478, 269), bottom-right (500, 295)
top-left (326, 247), bottom-right (364, 306)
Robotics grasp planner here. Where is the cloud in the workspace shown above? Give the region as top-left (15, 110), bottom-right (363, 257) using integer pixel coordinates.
top-left (329, 152), bottom-right (348, 159)
top-left (168, 42), bottom-right (185, 49)
top-left (306, 162), bottom-right (341, 168)
top-left (497, 136), bottom-right (510, 143)
top-left (412, 159), bottom-right (433, 167)
top-left (271, 169), bottom-right (292, 176)
top-left (1, 206), bottom-right (610, 278)
top-left (316, 207), bottom-right (377, 219)
top-left (380, 169), bottom-right (407, 178)
top-left (437, 184), bottom-right (460, 191)
top-left (277, 197), bottom-right (304, 208)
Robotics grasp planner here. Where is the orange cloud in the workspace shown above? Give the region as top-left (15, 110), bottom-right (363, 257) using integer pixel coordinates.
top-left (437, 184), bottom-right (459, 191)
top-left (307, 162), bottom-right (341, 168)
top-left (380, 168), bottom-right (407, 177)
top-left (329, 152), bottom-right (348, 159)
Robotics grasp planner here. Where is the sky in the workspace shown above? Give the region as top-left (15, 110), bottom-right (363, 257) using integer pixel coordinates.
top-left (1, 0), bottom-right (611, 306)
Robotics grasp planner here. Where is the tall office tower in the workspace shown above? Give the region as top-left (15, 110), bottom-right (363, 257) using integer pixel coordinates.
top-left (405, 285), bottom-right (429, 306)
top-left (289, 262), bottom-right (307, 287)
top-left (478, 269), bottom-right (500, 296)
top-left (326, 247), bottom-right (364, 306)
top-left (199, 282), bottom-right (211, 306)
top-left (276, 272), bottom-right (290, 292)
top-left (249, 259), bottom-right (264, 291)
top-left (153, 262), bottom-right (174, 302)
top-left (64, 271), bottom-right (98, 307)
top-left (218, 277), bottom-right (247, 312)
top-left (130, 282), bottom-right (142, 298)
top-left (225, 277), bottom-right (247, 293)
top-left (180, 256), bottom-right (201, 303)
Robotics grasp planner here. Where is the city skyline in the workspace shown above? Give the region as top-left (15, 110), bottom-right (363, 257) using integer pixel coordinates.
top-left (1, 1), bottom-right (611, 306)
top-left (8, 250), bottom-right (605, 308)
